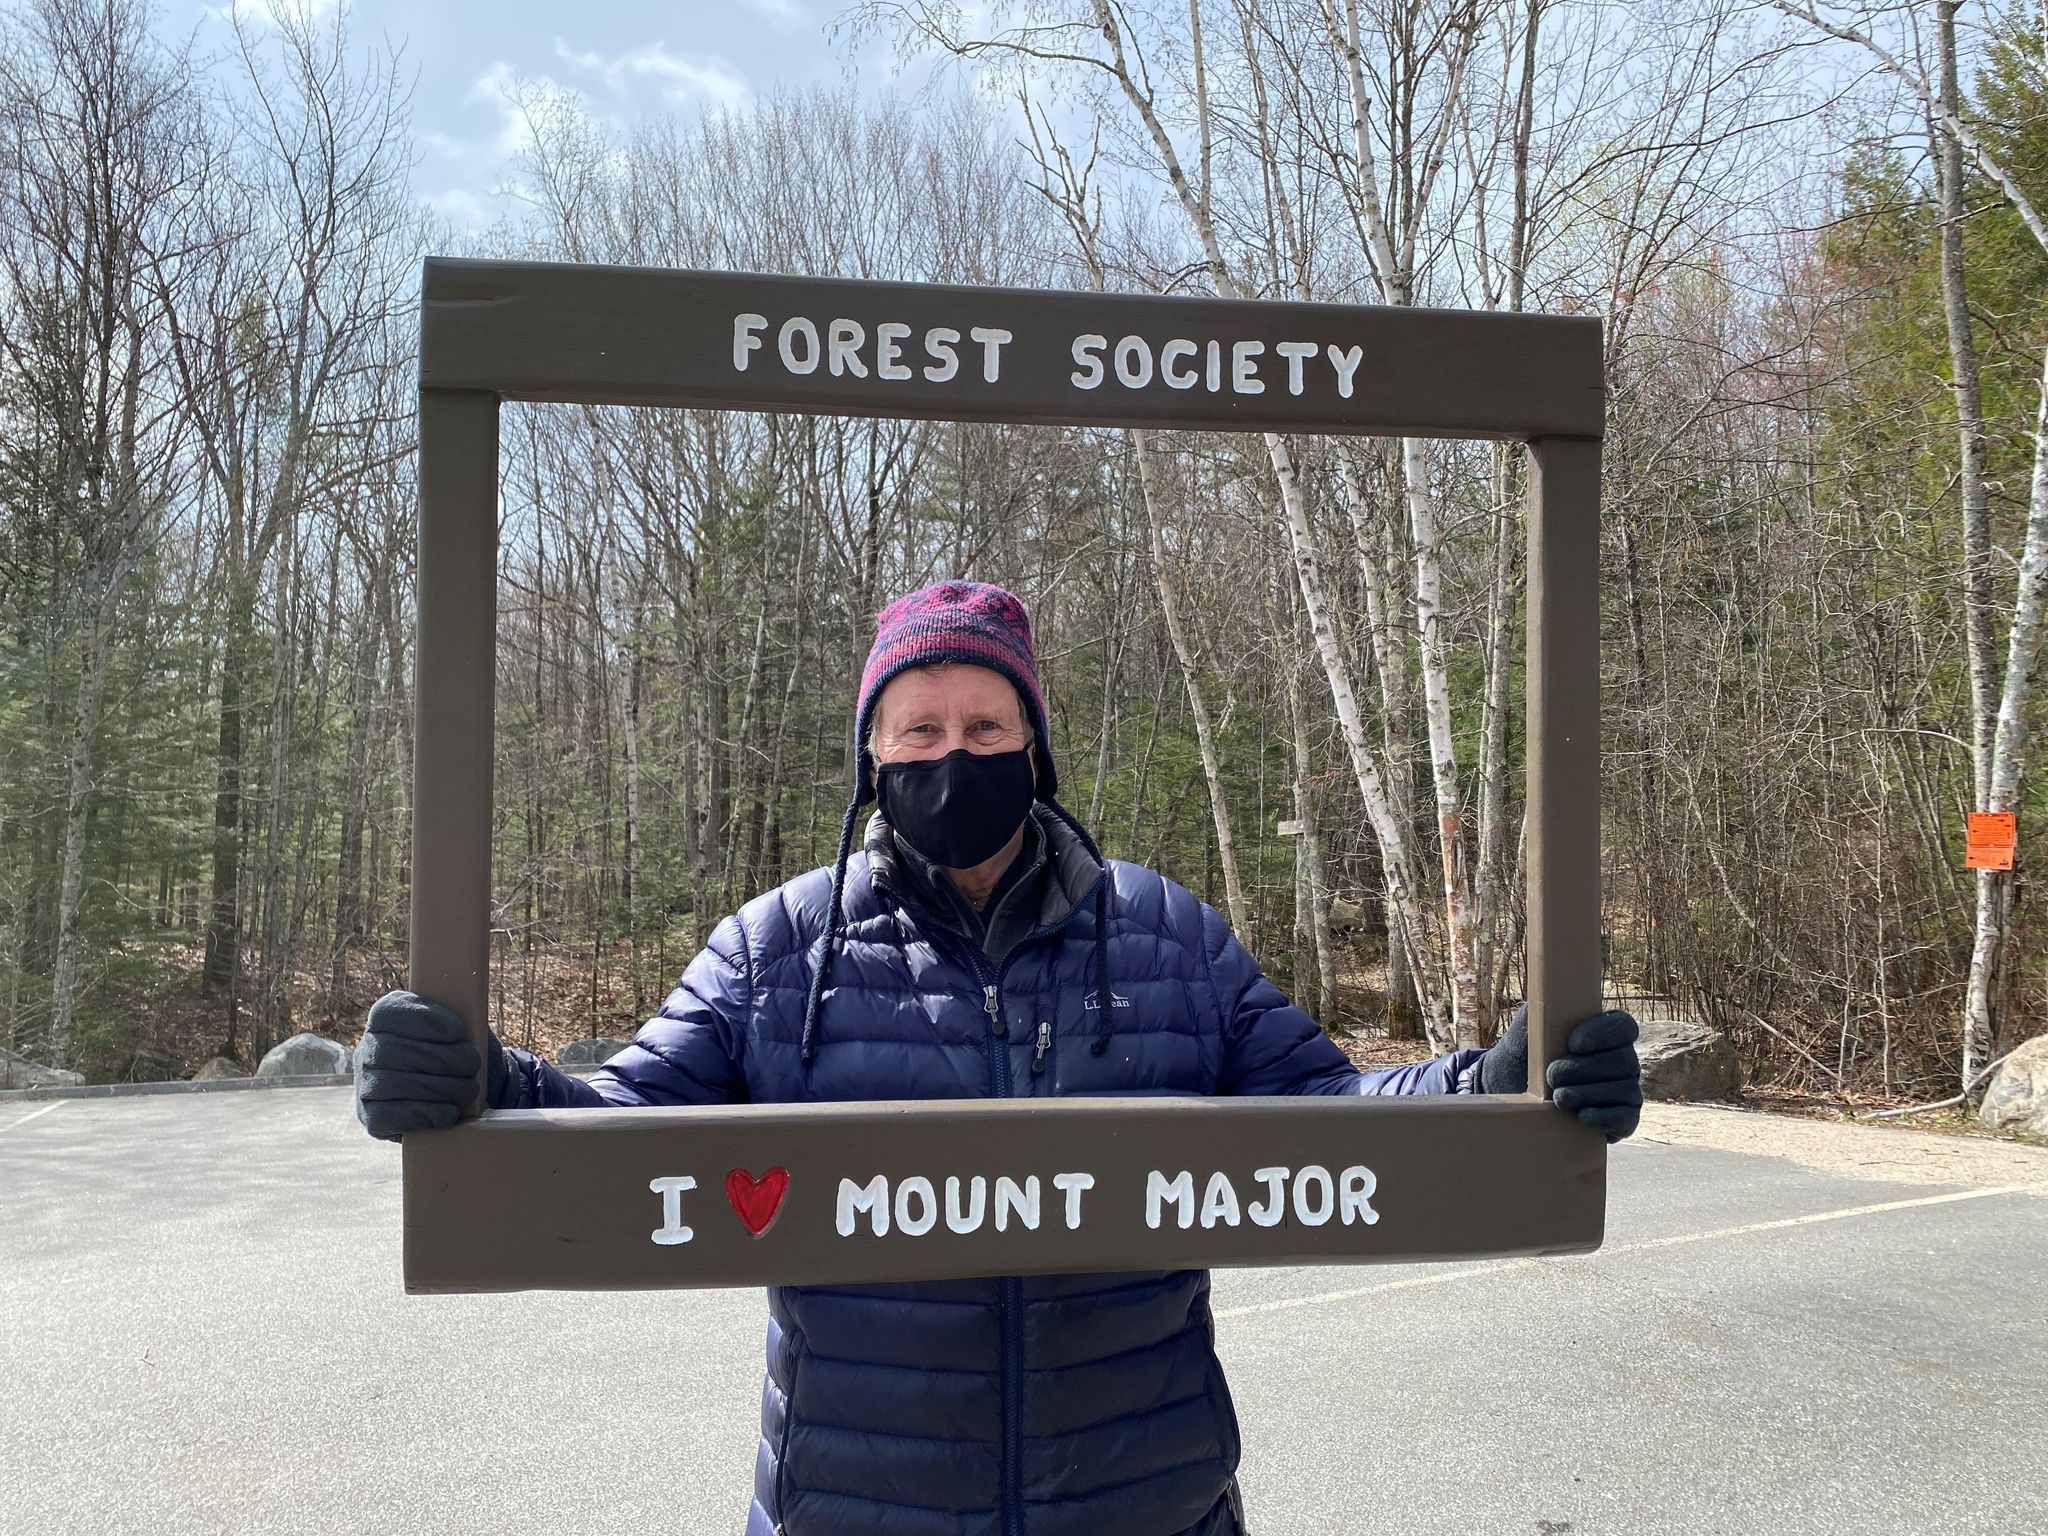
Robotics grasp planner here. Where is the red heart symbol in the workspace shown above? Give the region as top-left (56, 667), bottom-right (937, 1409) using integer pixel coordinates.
top-left (725, 1167), bottom-right (789, 1237)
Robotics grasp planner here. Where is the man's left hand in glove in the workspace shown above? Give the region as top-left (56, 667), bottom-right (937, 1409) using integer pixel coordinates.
top-left (1478, 1006), bottom-right (1643, 1142)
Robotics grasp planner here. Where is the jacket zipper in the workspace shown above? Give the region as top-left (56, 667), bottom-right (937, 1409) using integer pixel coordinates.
top-left (1030, 1019), bottom-right (1052, 1075)
top-left (899, 869), bottom-right (1107, 1536)
top-left (975, 966), bottom-right (1025, 1536)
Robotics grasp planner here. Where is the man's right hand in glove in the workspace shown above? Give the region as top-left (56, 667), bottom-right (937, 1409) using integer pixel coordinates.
top-left (354, 989), bottom-right (509, 1141)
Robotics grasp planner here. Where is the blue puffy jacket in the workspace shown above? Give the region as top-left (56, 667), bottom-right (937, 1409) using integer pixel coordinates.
top-left (504, 806), bottom-right (1485, 1535)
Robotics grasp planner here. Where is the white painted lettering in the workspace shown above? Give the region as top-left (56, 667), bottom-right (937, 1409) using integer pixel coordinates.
top-left (1053, 1171), bottom-right (1096, 1229)
top-left (1114, 335), bottom-right (1154, 389)
top-left (1147, 1169), bottom-right (1196, 1230)
top-left (778, 317), bottom-right (820, 375)
top-left (1071, 333), bottom-right (1107, 390)
top-left (837, 1173), bottom-right (890, 1236)
top-left (1276, 341), bottom-right (1316, 395)
top-left (811, 1164), bottom-right (1353, 1242)
top-left (1205, 339), bottom-right (1223, 392)
top-left (945, 1174), bottom-right (986, 1233)
top-left (970, 326), bottom-right (1013, 382)
top-left (925, 327), bottom-right (961, 383)
top-left (1292, 1164), bottom-right (1334, 1226)
top-left (649, 1175), bottom-right (697, 1246)
top-left (1339, 1164), bottom-right (1381, 1226)
top-left (732, 314), bottom-right (767, 372)
top-left (875, 322), bottom-right (913, 380)
top-left (1231, 340), bottom-right (1265, 394)
top-left (994, 1174), bottom-right (1041, 1232)
top-left (828, 318), bottom-right (868, 378)
top-left (1160, 339), bottom-right (1199, 390)
top-left (896, 1175), bottom-right (938, 1236)
top-left (1247, 1166), bottom-right (1288, 1227)
top-left (1326, 344), bottom-right (1364, 399)
top-left (1200, 1171), bottom-right (1241, 1229)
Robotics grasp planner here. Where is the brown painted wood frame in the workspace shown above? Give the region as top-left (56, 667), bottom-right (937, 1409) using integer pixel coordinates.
top-left (402, 258), bottom-right (1606, 1293)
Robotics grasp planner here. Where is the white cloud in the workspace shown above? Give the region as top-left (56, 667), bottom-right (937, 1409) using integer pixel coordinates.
top-left (552, 42), bottom-right (607, 74)
top-left (419, 130), bottom-right (475, 163)
top-left (465, 59), bottom-right (518, 104)
top-left (465, 59), bottom-right (549, 159)
top-left (549, 37), bottom-right (751, 108)
top-left (747, 0), bottom-right (806, 23)
top-left (207, 0), bottom-right (339, 31)
top-left (405, 38), bottom-right (757, 238)
top-left (426, 187), bottom-right (492, 229)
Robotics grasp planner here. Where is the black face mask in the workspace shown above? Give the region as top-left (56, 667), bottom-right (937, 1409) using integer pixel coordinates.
top-left (876, 747), bottom-right (1036, 868)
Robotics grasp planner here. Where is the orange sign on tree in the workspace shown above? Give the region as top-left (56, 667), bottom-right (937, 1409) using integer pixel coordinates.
top-left (1965, 811), bottom-right (2017, 871)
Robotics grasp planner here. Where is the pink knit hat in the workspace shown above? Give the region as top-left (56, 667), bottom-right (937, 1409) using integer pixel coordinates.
top-left (851, 580), bottom-right (1055, 803)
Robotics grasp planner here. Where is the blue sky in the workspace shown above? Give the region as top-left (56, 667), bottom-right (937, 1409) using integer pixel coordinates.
top-left (191, 0), bottom-right (906, 230)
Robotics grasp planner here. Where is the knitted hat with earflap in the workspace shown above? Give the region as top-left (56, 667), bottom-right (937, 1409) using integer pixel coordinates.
top-left (800, 581), bottom-right (1116, 1067)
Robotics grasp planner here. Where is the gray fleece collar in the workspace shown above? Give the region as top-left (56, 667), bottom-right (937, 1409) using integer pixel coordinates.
top-left (863, 802), bottom-right (1102, 931)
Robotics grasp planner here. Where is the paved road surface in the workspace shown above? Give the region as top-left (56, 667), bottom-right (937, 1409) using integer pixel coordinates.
top-left (3, 1088), bottom-right (2045, 1535)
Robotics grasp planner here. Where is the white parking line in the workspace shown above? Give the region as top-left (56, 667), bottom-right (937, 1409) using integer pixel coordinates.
top-left (1213, 1183), bottom-right (2038, 1320)
top-left (0, 1102), bottom-right (63, 1135)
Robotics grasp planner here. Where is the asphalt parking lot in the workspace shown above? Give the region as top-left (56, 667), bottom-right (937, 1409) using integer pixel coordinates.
top-left (3, 1088), bottom-right (2044, 1535)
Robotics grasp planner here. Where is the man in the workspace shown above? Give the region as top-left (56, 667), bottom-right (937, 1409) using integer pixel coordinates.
top-left (357, 579), bottom-right (1642, 1536)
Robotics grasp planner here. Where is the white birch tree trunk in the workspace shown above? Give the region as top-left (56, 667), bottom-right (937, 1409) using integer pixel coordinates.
top-left (1965, 344), bottom-right (2048, 1078)
top-left (1933, 1), bottom-right (1998, 804)
top-left (1318, 0), bottom-right (1488, 1040)
top-left (623, 624), bottom-right (642, 921)
top-left (1330, 444), bottom-right (1433, 1031)
top-left (1133, 428), bottom-right (1251, 933)
top-left (1081, 0), bottom-right (1450, 1034)
top-left (1762, 0), bottom-right (2048, 1089)
top-left (1285, 620), bottom-right (1342, 1023)
top-left (1474, 444), bottom-right (1524, 1036)
top-left (1400, 435), bottom-right (1484, 1043)
top-left (1267, 444), bottom-right (1445, 1035)
top-left (1233, 36), bottom-right (1439, 1032)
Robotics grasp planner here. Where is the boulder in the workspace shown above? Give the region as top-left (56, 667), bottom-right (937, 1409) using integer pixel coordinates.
top-left (1634, 1015), bottom-right (1743, 1101)
top-left (556, 1036), bottom-right (631, 1067)
top-left (1979, 1033), bottom-right (2048, 1137)
top-left (121, 1046), bottom-right (180, 1083)
top-left (255, 1032), bottom-right (352, 1078)
top-left (0, 1047), bottom-right (84, 1090)
top-left (192, 1056), bottom-right (245, 1082)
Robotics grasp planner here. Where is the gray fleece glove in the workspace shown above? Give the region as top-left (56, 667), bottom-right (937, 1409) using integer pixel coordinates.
top-left (1479, 1005), bottom-right (1643, 1142)
top-left (353, 989), bottom-right (510, 1141)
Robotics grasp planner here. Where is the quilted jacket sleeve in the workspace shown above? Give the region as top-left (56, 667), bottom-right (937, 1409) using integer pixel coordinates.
top-left (1204, 900), bottom-right (1485, 1097)
top-left (498, 912), bottom-right (753, 1109)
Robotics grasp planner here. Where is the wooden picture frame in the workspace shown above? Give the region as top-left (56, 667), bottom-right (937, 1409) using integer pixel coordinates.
top-left (401, 259), bottom-right (1606, 1293)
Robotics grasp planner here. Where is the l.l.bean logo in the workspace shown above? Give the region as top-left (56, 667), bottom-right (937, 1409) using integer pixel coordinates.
top-left (646, 1162), bottom-right (1380, 1248)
